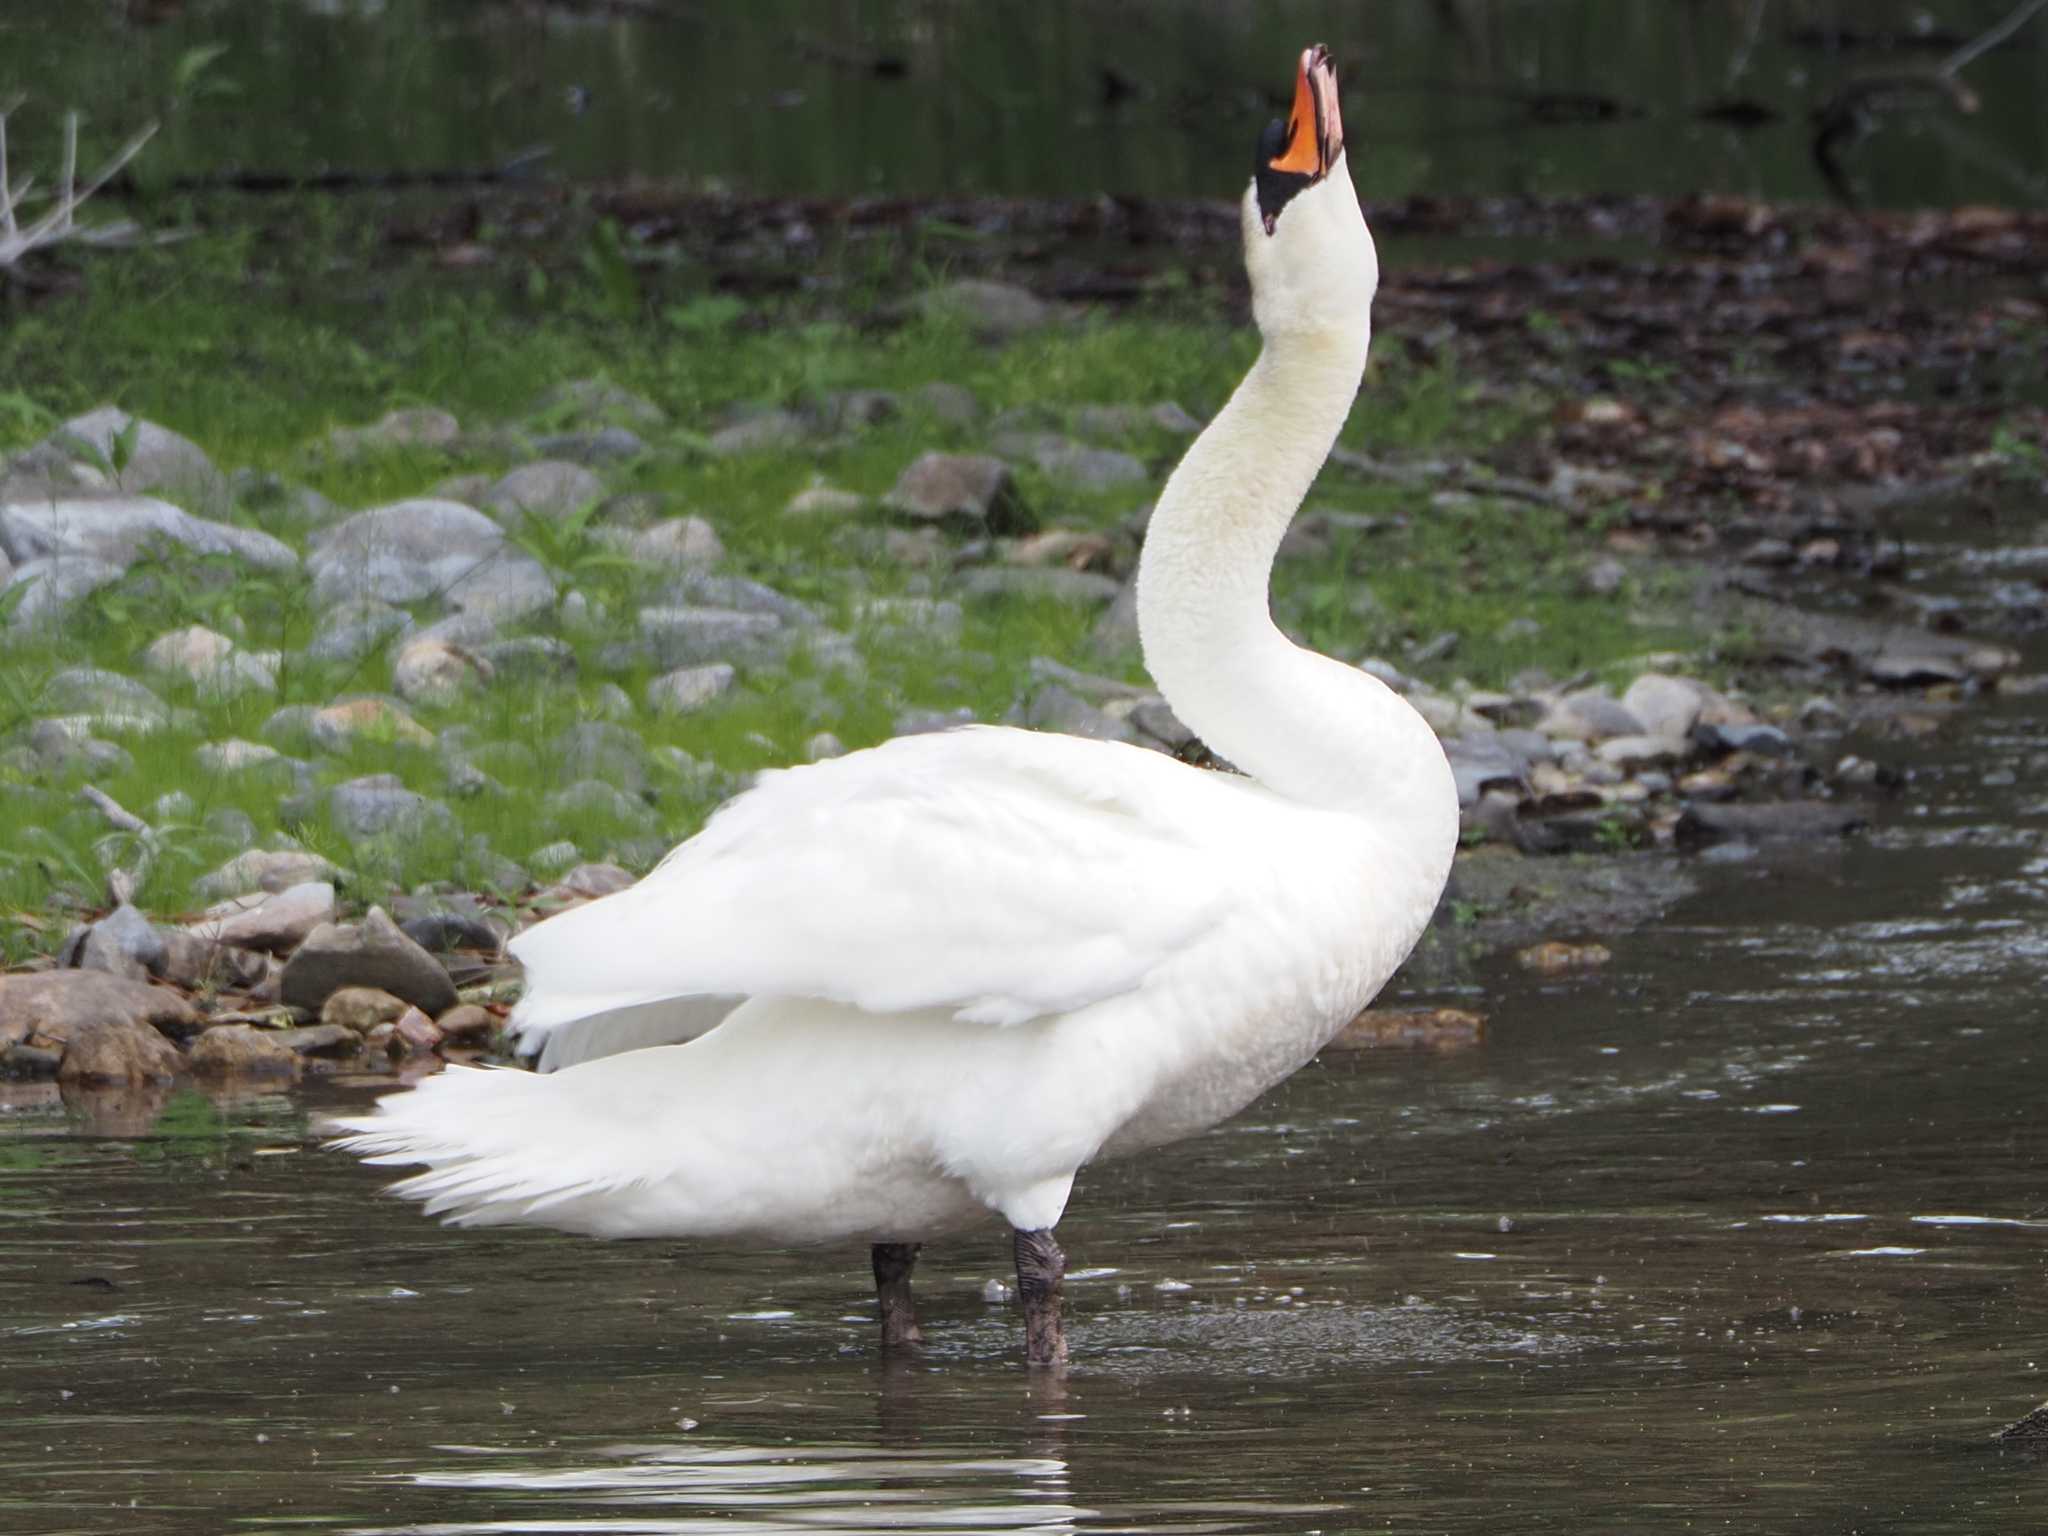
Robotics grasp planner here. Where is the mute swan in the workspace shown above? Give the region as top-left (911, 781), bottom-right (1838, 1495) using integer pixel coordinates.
top-left (335, 44), bottom-right (1457, 1367)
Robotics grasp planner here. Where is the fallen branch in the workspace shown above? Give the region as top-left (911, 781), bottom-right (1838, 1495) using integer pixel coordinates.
top-left (0, 103), bottom-right (159, 268)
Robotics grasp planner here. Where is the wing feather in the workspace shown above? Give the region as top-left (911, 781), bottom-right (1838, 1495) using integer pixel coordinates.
top-left (507, 726), bottom-right (1270, 1059)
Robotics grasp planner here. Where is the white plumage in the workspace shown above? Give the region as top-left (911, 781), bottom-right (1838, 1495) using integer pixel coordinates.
top-left (334, 43), bottom-right (1459, 1360)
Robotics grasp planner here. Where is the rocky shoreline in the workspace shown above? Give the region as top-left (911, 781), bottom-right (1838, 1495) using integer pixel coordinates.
top-left (2, 229), bottom-right (2039, 1094)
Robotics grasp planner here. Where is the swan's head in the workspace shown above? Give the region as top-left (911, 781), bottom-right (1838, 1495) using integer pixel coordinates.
top-left (1242, 44), bottom-right (1378, 340)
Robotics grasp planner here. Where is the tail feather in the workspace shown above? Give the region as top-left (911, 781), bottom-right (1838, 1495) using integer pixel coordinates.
top-left (329, 1059), bottom-right (663, 1233)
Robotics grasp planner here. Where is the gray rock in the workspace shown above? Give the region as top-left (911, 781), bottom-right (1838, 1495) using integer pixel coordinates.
top-left (306, 499), bottom-right (553, 619)
top-left (646, 663), bottom-right (737, 714)
top-left (545, 779), bottom-right (659, 833)
top-left (551, 721), bottom-right (651, 794)
top-left (805, 731), bottom-right (847, 761)
top-left (188, 1024), bottom-right (302, 1078)
top-left (654, 570), bottom-right (815, 625)
top-left (1594, 734), bottom-right (1689, 771)
top-left (912, 381), bottom-right (981, 425)
top-left (555, 861), bottom-right (637, 899)
top-left (76, 903), bottom-right (166, 982)
top-left (1675, 801), bottom-right (1867, 847)
top-left (194, 738), bottom-right (287, 776)
top-left (267, 1023), bottom-right (362, 1059)
top-left (307, 598), bottom-right (415, 663)
top-left (620, 516), bottom-right (724, 570)
top-left (142, 625), bottom-right (277, 696)
top-left (1866, 652), bottom-right (1972, 687)
top-left (203, 806), bottom-right (259, 849)
top-left (817, 389), bottom-right (900, 431)
top-left (317, 406), bottom-right (460, 460)
top-left (308, 696), bottom-right (434, 752)
top-left (631, 605), bottom-right (785, 668)
top-left (1696, 721), bottom-right (1797, 758)
top-left (475, 636), bottom-right (578, 684)
top-left (0, 970), bottom-right (200, 1050)
top-left (706, 409), bottom-right (808, 457)
top-left (855, 596), bottom-right (964, 642)
top-left (392, 637), bottom-right (493, 704)
top-left (1019, 684), bottom-right (1137, 744)
top-left (327, 775), bottom-right (455, 842)
top-left (230, 468), bottom-right (341, 528)
top-left (961, 567), bottom-right (1123, 605)
top-left (40, 667), bottom-right (169, 729)
top-left (1029, 439), bottom-right (1148, 493)
top-left (532, 426), bottom-right (648, 464)
top-left (17, 406), bottom-right (225, 504)
top-left (2, 554), bottom-right (124, 628)
top-left (484, 460), bottom-right (605, 523)
top-left (0, 493), bottom-right (295, 573)
top-left (280, 906), bottom-right (458, 1015)
top-left (529, 378), bottom-right (668, 432)
top-left (918, 279), bottom-right (1054, 339)
top-left (196, 848), bottom-right (340, 900)
top-left (785, 482), bottom-right (868, 518)
top-left (1581, 557), bottom-right (1628, 597)
top-left (1090, 577), bottom-right (1140, 657)
top-left (883, 453), bottom-right (1034, 536)
top-left (895, 706), bottom-right (978, 736)
top-left (320, 986), bottom-right (410, 1034)
top-left (1539, 689), bottom-right (1647, 744)
top-left (192, 881), bottom-right (337, 954)
top-left (1622, 674), bottom-right (1705, 740)
top-left (59, 1017), bottom-right (185, 1084)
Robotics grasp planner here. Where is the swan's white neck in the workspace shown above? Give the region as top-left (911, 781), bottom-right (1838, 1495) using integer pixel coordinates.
top-left (1136, 327), bottom-right (1454, 836)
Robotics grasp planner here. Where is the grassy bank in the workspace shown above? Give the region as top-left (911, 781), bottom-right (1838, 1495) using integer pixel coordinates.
top-left (0, 214), bottom-right (1695, 945)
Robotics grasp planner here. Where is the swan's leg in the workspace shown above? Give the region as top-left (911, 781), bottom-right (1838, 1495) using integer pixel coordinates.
top-left (1013, 1227), bottom-right (1067, 1367)
top-left (871, 1242), bottom-right (925, 1348)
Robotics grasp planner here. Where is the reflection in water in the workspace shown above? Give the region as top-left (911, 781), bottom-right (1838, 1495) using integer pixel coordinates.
top-left (0, 503), bottom-right (2043, 1531)
top-left (361, 1442), bottom-right (1090, 1536)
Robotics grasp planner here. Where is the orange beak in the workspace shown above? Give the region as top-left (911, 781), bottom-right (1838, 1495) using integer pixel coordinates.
top-left (1268, 44), bottom-right (1342, 179)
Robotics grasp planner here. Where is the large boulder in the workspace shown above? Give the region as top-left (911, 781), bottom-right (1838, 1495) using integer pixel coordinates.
top-left (279, 907), bottom-right (458, 1015)
top-left (0, 493), bottom-right (295, 574)
top-left (1, 555), bottom-right (123, 629)
top-left (10, 406), bottom-right (226, 505)
top-left (306, 499), bottom-right (554, 618)
top-left (0, 970), bottom-right (201, 1050)
top-left (58, 1018), bottom-right (185, 1083)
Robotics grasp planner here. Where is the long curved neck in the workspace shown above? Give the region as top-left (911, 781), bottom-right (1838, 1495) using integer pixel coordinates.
top-left (1136, 328), bottom-right (1452, 831)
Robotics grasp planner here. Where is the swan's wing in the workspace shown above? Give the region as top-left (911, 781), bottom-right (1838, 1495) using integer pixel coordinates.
top-left (506, 726), bottom-right (1264, 1059)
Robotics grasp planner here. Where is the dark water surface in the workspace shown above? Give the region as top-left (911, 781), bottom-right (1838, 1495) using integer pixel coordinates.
top-left (3, 527), bottom-right (2046, 1530)
top-left (5, 0), bottom-right (2047, 209)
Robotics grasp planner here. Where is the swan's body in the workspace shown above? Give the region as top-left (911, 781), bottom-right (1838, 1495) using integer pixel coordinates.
top-left (335, 45), bottom-right (1458, 1362)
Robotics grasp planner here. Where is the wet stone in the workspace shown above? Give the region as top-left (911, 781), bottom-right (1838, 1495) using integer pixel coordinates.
top-left (1675, 801), bottom-right (1868, 847)
top-left (188, 1024), bottom-right (302, 1079)
top-left (1516, 940), bottom-right (1615, 975)
top-left (0, 970), bottom-right (200, 1048)
top-left (58, 1017), bottom-right (184, 1084)
top-left (320, 986), bottom-right (411, 1035)
top-left (267, 1023), bottom-right (362, 1059)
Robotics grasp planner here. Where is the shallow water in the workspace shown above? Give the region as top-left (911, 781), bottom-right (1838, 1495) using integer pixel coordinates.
top-left (4, 564), bottom-right (2046, 1531)
top-left (6, 0), bottom-right (2047, 209)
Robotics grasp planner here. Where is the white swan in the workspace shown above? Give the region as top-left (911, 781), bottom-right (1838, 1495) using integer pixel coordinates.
top-left (335, 44), bottom-right (1457, 1367)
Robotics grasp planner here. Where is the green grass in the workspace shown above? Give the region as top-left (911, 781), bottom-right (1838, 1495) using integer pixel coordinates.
top-left (0, 213), bottom-right (1699, 954)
